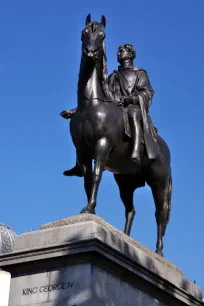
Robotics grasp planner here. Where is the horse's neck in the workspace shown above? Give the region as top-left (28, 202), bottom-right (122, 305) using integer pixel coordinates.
top-left (78, 56), bottom-right (109, 104)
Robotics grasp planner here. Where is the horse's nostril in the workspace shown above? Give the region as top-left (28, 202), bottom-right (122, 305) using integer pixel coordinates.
top-left (84, 46), bottom-right (99, 58)
top-left (87, 52), bottom-right (94, 58)
top-left (87, 47), bottom-right (97, 54)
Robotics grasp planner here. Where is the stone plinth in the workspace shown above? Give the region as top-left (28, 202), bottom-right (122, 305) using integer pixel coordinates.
top-left (0, 214), bottom-right (202, 306)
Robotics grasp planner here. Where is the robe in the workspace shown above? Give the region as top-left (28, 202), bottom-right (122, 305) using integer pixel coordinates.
top-left (108, 66), bottom-right (158, 160)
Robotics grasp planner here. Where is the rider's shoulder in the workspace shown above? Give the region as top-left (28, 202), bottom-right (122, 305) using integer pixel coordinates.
top-left (108, 70), bottom-right (118, 79)
top-left (132, 66), bottom-right (147, 73)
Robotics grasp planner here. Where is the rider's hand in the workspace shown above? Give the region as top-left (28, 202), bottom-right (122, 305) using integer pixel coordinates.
top-left (117, 102), bottom-right (123, 107)
top-left (60, 110), bottom-right (73, 119)
top-left (123, 96), bottom-right (133, 106)
top-left (132, 95), bottom-right (139, 105)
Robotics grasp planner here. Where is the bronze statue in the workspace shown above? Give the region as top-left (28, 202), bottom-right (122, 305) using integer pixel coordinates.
top-left (62, 44), bottom-right (157, 174)
top-left (60, 14), bottom-right (172, 256)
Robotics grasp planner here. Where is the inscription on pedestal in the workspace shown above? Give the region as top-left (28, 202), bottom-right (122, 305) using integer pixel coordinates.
top-left (22, 281), bottom-right (74, 295)
top-left (8, 264), bottom-right (91, 306)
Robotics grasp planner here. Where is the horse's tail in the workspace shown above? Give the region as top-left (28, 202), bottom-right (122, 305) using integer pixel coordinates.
top-left (163, 168), bottom-right (172, 236)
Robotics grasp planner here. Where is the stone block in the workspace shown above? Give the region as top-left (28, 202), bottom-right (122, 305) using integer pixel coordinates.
top-left (9, 264), bottom-right (91, 306)
top-left (0, 214), bottom-right (202, 306)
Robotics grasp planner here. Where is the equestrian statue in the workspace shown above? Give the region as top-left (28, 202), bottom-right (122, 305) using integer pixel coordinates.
top-left (60, 14), bottom-right (172, 257)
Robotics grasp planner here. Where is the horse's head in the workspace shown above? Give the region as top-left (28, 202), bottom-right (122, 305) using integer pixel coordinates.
top-left (81, 14), bottom-right (106, 63)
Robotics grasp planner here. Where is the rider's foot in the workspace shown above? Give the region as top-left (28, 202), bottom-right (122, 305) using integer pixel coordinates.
top-left (130, 153), bottom-right (140, 164)
top-left (63, 166), bottom-right (83, 177)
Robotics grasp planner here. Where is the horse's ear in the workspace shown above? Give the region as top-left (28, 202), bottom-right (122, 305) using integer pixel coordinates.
top-left (85, 14), bottom-right (91, 26)
top-left (101, 15), bottom-right (106, 28)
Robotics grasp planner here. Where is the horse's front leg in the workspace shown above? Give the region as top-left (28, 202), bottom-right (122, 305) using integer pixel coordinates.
top-left (81, 137), bottom-right (112, 214)
top-left (83, 159), bottom-right (93, 202)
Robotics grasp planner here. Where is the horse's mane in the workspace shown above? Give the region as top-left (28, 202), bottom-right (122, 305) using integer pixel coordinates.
top-left (101, 42), bottom-right (108, 84)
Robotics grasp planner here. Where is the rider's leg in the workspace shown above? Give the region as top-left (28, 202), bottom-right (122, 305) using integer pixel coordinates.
top-left (127, 105), bottom-right (142, 162)
top-left (63, 152), bottom-right (83, 177)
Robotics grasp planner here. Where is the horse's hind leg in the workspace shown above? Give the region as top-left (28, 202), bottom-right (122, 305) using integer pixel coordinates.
top-left (149, 170), bottom-right (172, 257)
top-left (114, 174), bottom-right (136, 236)
top-left (81, 137), bottom-right (112, 214)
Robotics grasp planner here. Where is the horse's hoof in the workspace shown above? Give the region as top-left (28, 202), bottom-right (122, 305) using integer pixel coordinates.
top-left (80, 206), bottom-right (96, 214)
top-left (155, 249), bottom-right (164, 257)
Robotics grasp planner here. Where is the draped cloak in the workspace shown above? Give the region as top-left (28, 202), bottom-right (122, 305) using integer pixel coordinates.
top-left (108, 67), bottom-right (158, 160)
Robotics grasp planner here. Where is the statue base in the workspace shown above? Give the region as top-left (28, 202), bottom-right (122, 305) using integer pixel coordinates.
top-left (0, 214), bottom-right (202, 306)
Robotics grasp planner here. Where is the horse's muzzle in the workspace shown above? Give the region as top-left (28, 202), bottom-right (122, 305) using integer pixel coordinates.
top-left (87, 51), bottom-right (94, 58)
top-left (84, 48), bottom-right (98, 61)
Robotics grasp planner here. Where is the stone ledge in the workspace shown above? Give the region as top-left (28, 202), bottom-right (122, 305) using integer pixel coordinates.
top-left (0, 214), bottom-right (202, 305)
top-left (40, 214), bottom-right (181, 275)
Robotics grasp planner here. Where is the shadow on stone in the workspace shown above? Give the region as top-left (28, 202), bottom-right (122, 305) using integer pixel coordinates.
top-left (0, 214), bottom-right (202, 306)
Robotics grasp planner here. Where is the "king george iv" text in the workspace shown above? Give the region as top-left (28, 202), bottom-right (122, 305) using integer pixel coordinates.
top-left (22, 281), bottom-right (74, 295)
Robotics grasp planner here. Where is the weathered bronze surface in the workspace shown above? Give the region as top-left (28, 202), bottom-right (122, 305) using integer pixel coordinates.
top-left (61, 14), bottom-right (172, 256)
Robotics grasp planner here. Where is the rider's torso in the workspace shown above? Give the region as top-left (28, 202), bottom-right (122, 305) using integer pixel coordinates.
top-left (110, 67), bottom-right (144, 101)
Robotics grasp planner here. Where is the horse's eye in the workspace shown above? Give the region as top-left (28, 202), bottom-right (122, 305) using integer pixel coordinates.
top-left (82, 29), bottom-right (88, 36)
top-left (100, 32), bottom-right (106, 39)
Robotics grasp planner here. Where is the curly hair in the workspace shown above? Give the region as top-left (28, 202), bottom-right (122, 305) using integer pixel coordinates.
top-left (119, 44), bottom-right (136, 59)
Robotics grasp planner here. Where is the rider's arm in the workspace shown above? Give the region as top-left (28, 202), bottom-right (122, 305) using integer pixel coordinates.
top-left (136, 70), bottom-right (154, 109)
top-left (69, 107), bottom-right (77, 114)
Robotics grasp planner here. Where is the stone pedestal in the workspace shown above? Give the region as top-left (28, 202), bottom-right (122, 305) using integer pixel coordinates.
top-left (0, 214), bottom-right (202, 306)
top-left (0, 269), bottom-right (11, 306)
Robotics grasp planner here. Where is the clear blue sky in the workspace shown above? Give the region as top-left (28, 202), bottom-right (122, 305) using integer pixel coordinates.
top-left (0, 0), bottom-right (204, 292)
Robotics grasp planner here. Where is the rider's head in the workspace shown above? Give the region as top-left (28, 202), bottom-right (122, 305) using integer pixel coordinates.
top-left (117, 44), bottom-right (136, 63)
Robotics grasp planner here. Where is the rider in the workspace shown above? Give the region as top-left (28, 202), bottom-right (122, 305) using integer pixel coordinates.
top-left (61, 43), bottom-right (157, 176)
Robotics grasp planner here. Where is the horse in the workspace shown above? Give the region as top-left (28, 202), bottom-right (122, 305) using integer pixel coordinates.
top-left (64, 14), bottom-right (172, 257)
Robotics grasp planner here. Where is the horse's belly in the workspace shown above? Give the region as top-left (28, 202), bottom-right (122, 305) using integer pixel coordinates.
top-left (105, 157), bottom-right (142, 174)
top-left (105, 144), bottom-right (147, 174)
top-left (105, 162), bottom-right (140, 174)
